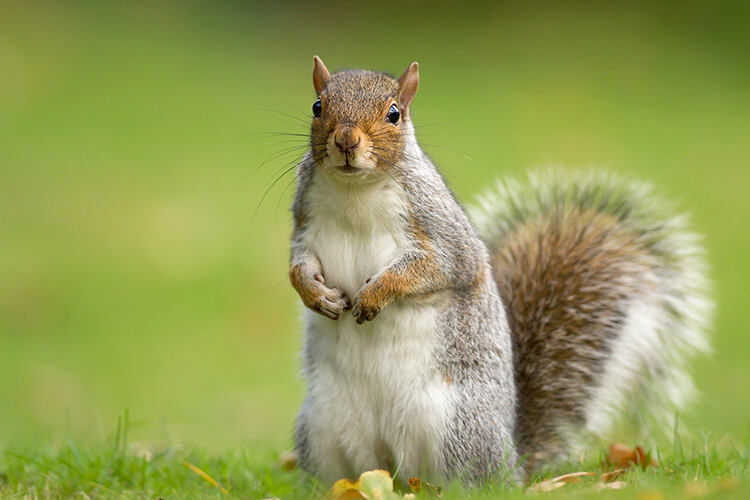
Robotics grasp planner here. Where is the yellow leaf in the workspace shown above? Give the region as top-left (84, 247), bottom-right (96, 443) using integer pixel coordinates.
top-left (183, 461), bottom-right (229, 495)
top-left (331, 478), bottom-right (366, 500)
top-left (358, 469), bottom-right (394, 494)
top-left (330, 469), bottom-right (413, 500)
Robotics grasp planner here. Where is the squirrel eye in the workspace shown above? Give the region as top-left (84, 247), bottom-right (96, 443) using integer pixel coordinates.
top-left (312, 99), bottom-right (322, 117)
top-left (387, 104), bottom-right (400, 124)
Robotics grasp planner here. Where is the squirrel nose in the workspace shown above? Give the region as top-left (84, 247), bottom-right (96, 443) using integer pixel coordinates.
top-left (334, 127), bottom-right (362, 154)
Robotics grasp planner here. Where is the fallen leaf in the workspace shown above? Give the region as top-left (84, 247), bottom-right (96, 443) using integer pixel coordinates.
top-left (549, 471), bottom-right (596, 483)
top-left (526, 471), bottom-right (597, 494)
top-left (597, 480), bottom-right (628, 490)
top-left (579, 480), bottom-right (629, 493)
top-left (330, 469), bottom-right (404, 500)
top-left (183, 461), bottom-right (229, 495)
top-left (607, 443), bottom-right (657, 469)
top-left (608, 443), bottom-right (635, 467)
top-left (526, 478), bottom-right (567, 494)
top-left (279, 450), bottom-right (299, 471)
top-left (337, 490), bottom-right (367, 500)
top-left (601, 469), bottom-right (626, 482)
top-left (601, 481), bottom-right (628, 490)
top-left (331, 478), bottom-right (367, 500)
top-left (634, 446), bottom-right (659, 468)
top-left (408, 477), bottom-right (442, 496)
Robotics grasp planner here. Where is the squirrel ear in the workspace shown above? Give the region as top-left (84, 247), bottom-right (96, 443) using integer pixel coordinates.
top-left (397, 62), bottom-right (419, 115)
top-left (312, 56), bottom-right (331, 95)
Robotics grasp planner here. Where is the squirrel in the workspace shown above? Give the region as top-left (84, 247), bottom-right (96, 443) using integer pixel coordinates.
top-left (288, 56), bottom-right (711, 484)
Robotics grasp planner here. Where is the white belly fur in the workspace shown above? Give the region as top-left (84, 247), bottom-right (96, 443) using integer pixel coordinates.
top-left (301, 173), bottom-right (454, 480)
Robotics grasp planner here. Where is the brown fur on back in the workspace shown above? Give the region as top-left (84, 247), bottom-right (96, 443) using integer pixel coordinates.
top-left (492, 208), bottom-right (652, 466)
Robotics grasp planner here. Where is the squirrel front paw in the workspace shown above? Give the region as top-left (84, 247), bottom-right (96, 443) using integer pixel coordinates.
top-left (352, 277), bottom-right (388, 324)
top-left (315, 285), bottom-right (351, 320)
top-left (291, 268), bottom-right (351, 320)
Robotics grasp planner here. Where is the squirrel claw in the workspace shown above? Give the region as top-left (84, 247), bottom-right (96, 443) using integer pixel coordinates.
top-left (318, 298), bottom-right (341, 320)
top-left (352, 298), bottom-right (379, 324)
top-left (317, 288), bottom-right (349, 320)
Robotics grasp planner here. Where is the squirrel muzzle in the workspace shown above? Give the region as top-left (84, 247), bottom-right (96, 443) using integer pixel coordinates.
top-left (326, 125), bottom-right (373, 173)
top-left (334, 126), bottom-right (362, 155)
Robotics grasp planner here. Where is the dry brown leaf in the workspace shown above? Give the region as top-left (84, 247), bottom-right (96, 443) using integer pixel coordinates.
top-left (601, 468), bottom-right (626, 482)
top-left (526, 478), bottom-right (567, 494)
top-left (598, 480), bottom-right (628, 490)
top-left (608, 443), bottom-right (636, 467)
top-left (527, 471), bottom-right (598, 494)
top-left (527, 469), bottom-right (633, 494)
top-left (407, 477), bottom-right (442, 496)
top-left (580, 480), bottom-right (628, 493)
top-left (607, 443), bottom-right (658, 469)
top-left (279, 450), bottom-right (299, 471)
top-left (407, 477), bottom-right (420, 492)
top-left (549, 471), bottom-right (596, 483)
top-left (635, 445), bottom-right (659, 468)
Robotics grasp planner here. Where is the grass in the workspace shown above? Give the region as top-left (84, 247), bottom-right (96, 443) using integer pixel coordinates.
top-left (1, 0), bottom-right (749, 497)
top-left (2, 414), bottom-right (749, 498)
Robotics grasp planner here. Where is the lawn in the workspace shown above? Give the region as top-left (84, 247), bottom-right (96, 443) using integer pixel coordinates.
top-left (2, 413), bottom-right (748, 498)
top-left (1, 1), bottom-right (749, 498)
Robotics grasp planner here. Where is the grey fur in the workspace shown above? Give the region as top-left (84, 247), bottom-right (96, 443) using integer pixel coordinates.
top-left (292, 123), bottom-right (519, 482)
top-left (288, 68), bottom-right (711, 484)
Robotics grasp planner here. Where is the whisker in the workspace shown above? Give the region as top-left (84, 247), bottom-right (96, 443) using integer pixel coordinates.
top-left (280, 101), bottom-right (315, 121)
top-left (368, 151), bottom-right (406, 185)
top-left (253, 152), bottom-right (326, 222)
top-left (273, 153), bottom-right (327, 220)
top-left (236, 132), bottom-right (313, 142)
top-left (418, 142), bottom-right (473, 160)
top-left (250, 146), bottom-right (311, 176)
top-left (249, 107), bottom-right (311, 127)
top-left (255, 139), bottom-right (310, 154)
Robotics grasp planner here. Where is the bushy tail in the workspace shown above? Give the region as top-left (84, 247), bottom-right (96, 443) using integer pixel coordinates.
top-left (468, 168), bottom-right (712, 468)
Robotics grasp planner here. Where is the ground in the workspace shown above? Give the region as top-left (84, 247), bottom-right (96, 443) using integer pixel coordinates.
top-left (2, 416), bottom-right (749, 498)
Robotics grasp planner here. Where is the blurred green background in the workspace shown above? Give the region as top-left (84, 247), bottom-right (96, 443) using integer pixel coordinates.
top-left (1, 1), bottom-right (748, 452)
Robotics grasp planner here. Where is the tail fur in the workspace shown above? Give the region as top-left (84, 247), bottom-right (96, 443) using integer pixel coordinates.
top-left (468, 168), bottom-right (712, 467)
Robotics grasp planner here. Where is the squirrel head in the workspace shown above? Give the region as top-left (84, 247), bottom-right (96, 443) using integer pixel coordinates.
top-left (309, 56), bottom-right (419, 180)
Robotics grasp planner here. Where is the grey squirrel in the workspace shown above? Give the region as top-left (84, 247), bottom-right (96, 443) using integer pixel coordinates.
top-left (288, 56), bottom-right (711, 484)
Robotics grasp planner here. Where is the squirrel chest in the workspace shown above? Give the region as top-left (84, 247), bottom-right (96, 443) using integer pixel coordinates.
top-left (303, 173), bottom-right (409, 297)
top-left (300, 171), bottom-right (453, 478)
